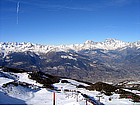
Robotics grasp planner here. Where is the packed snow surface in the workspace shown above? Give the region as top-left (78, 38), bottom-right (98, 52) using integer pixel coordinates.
top-left (0, 77), bottom-right (14, 86)
top-left (15, 73), bottom-right (43, 87)
top-left (0, 70), bottom-right (140, 105)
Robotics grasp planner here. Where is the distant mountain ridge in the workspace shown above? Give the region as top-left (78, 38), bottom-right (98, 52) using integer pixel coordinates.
top-left (0, 39), bottom-right (140, 54)
top-left (0, 39), bottom-right (140, 83)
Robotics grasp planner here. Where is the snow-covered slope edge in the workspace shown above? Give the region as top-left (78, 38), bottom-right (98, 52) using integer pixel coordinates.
top-left (1, 67), bottom-right (140, 105)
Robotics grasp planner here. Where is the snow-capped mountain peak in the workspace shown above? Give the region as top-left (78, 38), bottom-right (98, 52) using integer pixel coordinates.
top-left (84, 40), bottom-right (95, 44)
top-left (104, 38), bottom-right (121, 43)
top-left (0, 39), bottom-right (140, 57)
top-left (100, 38), bottom-right (129, 50)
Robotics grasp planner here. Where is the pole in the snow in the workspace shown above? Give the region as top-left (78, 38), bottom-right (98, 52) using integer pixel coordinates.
top-left (86, 99), bottom-right (88, 105)
top-left (76, 94), bottom-right (78, 102)
top-left (96, 95), bottom-right (102, 102)
top-left (53, 92), bottom-right (55, 105)
top-left (76, 89), bottom-right (79, 102)
top-left (61, 87), bottom-right (63, 93)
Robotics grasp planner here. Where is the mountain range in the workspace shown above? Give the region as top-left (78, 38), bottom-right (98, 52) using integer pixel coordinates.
top-left (0, 39), bottom-right (140, 83)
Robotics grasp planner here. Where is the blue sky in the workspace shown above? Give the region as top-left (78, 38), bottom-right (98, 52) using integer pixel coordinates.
top-left (0, 0), bottom-right (140, 45)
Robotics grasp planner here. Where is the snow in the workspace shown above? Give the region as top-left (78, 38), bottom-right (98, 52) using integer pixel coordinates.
top-left (53, 83), bottom-right (77, 91)
top-left (0, 77), bottom-right (14, 86)
top-left (26, 88), bottom-right (53, 105)
top-left (0, 71), bottom-right (85, 105)
top-left (61, 78), bottom-right (89, 86)
top-left (15, 73), bottom-right (43, 87)
top-left (0, 91), bottom-right (26, 105)
top-left (1, 39), bottom-right (140, 58)
top-left (79, 89), bottom-right (134, 105)
top-left (61, 55), bottom-right (77, 60)
top-left (53, 78), bottom-right (89, 94)
top-left (53, 81), bottom-right (135, 105)
top-left (124, 89), bottom-right (140, 94)
top-left (127, 81), bottom-right (140, 85)
top-left (0, 70), bottom-right (140, 105)
top-left (6, 87), bottom-right (85, 105)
